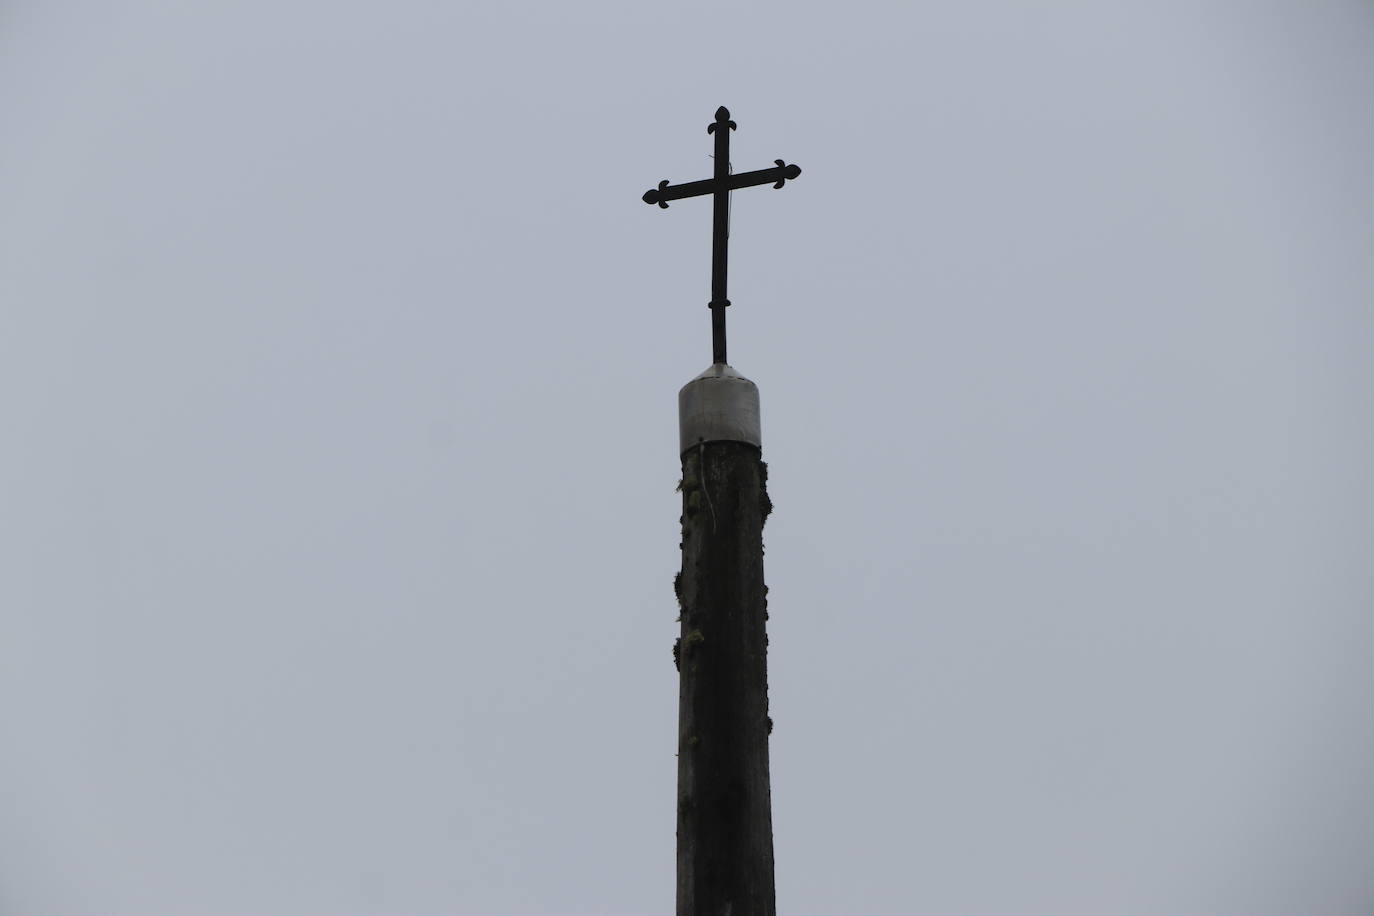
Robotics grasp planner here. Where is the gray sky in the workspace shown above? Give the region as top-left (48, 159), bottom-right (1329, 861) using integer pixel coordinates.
top-left (3, 2), bottom-right (1373, 914)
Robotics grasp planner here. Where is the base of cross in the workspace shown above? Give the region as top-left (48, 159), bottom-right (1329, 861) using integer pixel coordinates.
top-left (709, 300), bottom-right (731, 366)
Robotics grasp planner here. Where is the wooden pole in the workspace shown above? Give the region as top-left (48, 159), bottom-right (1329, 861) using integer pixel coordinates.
top-left (675, 438), bottom-right (775, 915)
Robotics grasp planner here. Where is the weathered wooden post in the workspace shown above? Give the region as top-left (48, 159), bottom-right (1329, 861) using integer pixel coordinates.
top-left (643, 106), bottom-right (801, 916)
top-left (675, 366), bottom-right (775, 915)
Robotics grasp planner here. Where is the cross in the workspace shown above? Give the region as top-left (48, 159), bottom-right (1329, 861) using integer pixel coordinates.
top-left (642, 106), bottom-right (801, 366)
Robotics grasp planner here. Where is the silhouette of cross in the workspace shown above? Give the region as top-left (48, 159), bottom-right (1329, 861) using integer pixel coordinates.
top-left (643, 106), bottom-right (801, 365)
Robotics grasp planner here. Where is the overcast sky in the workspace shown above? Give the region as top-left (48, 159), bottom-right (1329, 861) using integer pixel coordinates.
top-left (3, 2), bottom-right (1373, 914)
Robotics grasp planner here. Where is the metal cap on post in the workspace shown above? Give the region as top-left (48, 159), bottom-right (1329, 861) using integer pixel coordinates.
top-left (678, 362), bottom-right (761, 455)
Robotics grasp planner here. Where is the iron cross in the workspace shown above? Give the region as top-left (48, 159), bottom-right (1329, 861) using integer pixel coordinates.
top-left (642, 106), bottom-right (801, 365)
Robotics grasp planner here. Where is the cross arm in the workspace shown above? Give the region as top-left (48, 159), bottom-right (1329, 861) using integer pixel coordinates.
top-left (642, 160), bottom-right (802, 208)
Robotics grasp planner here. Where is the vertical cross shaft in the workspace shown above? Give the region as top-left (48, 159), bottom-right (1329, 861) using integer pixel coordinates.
top-left (709, 107), bottom-right (733, 364)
